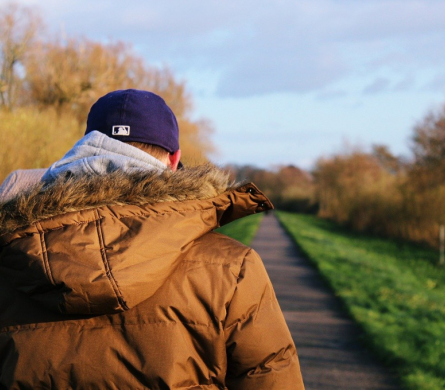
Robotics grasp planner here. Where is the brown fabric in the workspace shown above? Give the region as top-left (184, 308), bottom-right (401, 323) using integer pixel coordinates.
top-left (0, 164), bottom-right (304, 389)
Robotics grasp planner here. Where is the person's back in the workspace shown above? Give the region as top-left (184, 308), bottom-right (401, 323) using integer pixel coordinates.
top-left (0, 89), bottom-right (304, 389)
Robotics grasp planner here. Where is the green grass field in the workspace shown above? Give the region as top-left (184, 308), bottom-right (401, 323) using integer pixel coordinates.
top-left (215, 213), bottom-right (264, 245)
top-left (276, 211), bottom-right (445, 390)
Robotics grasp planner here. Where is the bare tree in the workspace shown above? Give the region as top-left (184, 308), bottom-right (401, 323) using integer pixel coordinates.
top-left (26, 38), bottom-right (136, 119)
top-left (0, 3), bottom-right (42, 110)
top-left (372, 144), bottom-right (404, 174)
top-left (412, 105), bottom-right (445, 169)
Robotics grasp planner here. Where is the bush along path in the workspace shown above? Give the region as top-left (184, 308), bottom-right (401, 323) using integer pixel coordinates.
top-left (251, 212), bottom-right (401, 390)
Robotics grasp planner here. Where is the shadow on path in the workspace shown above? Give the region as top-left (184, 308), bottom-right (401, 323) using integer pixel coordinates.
top-left (251, 213), bottom-right (401, 390)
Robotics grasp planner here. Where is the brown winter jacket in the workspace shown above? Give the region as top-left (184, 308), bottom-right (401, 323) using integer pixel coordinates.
top-left (0, 164), bottom-right (304, 389)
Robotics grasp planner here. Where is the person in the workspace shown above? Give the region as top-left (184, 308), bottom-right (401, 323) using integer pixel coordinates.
top-left (0, 89), bottom-right (305, 389)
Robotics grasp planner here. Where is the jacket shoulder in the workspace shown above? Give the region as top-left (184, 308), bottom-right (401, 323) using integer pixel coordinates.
top-left (183, 231), bottom-right (254, 280)
top-left (204, 230), bottom-right (250, 248)
top-left (190, 230), bottom-right (251, 259)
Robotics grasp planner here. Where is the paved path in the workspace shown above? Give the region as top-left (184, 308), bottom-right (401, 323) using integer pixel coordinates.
top-left (251, 213), bottom-right (401, 390)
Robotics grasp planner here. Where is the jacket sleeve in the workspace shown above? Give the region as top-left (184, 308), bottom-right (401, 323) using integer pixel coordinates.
top-left (224, 248), bottom-right (305, 390)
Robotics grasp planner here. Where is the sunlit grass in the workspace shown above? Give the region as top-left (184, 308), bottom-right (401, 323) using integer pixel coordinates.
top-left (215, 213), bottom-right (264, 246)
top-left (276, 211), bottom-right (445, 390)
top-left (0, 108), bottom-right (83, 184)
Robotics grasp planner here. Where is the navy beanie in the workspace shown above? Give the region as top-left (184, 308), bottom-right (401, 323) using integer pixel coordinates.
top-left (85, 89), bottom-right (179, 153)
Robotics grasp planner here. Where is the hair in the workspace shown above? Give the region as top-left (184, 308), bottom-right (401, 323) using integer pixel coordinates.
top-left (125, 141), bottom-right (170, 161)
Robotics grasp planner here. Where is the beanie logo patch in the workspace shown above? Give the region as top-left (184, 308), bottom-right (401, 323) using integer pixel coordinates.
top-left (112, 125), bottom-right (130, 136)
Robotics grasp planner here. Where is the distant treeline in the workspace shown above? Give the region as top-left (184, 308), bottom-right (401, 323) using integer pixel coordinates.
top-left (229, 103), bottom-right (445, 249)
top-left (0, 3), bottom-right (214, 183)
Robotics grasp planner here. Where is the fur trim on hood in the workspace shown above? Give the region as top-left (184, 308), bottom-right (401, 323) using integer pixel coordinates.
top-left (0, 163), bottom-right (234, 235)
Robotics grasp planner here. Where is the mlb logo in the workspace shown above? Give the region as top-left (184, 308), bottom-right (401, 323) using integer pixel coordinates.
top-left (112, 125), bottom-right (130, 136)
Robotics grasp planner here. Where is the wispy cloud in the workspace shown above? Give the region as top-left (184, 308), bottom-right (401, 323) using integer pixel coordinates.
top-left (363, 78), bottom-right (391, 94)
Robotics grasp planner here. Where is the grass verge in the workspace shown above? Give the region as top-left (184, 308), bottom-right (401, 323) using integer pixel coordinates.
top-left (215, 213), bottom-right (264, 246)
top-left (276, 211), bottom-right (445, 390)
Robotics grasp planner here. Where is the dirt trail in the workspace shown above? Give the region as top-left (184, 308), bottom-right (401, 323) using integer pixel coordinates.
top-left (251, 213), bottom-right (401, 390)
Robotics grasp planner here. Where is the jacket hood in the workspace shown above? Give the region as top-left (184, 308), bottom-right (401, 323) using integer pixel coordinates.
top-left (42, 130), bottom-right (167, 182)
top-left (0, 164), bottom-right (272, 316)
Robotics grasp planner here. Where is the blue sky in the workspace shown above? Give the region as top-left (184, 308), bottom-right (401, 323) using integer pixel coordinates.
top-left (6, 0), bottom-right (445, 168)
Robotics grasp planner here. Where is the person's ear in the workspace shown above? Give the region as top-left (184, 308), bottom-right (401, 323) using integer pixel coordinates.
top-left (168, 149), bottom-right (181, 172)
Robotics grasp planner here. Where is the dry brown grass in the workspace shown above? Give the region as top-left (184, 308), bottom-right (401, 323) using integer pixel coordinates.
top-left (0, 107), bottom-right (83, 183)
